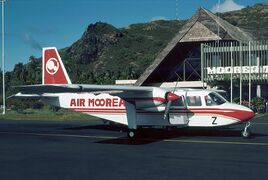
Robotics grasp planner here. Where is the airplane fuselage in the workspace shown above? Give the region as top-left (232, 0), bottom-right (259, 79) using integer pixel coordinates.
top-left (42, 89), bottom-right (254, 128)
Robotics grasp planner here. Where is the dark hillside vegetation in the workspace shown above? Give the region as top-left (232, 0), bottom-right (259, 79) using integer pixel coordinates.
top-left (220, 3), bottom-right (268, 39)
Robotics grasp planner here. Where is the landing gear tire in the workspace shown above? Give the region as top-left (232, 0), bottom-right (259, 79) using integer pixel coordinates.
top-left (127, 130), bottom-right (136, 139)
top-left (241, 122), bottom-right (251, 139)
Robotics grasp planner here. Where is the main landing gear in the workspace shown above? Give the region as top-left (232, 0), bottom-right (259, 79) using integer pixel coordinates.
top-left (241, 121), bottom-right (251, 138)
top-left (127, 129), bottom-right (137, 139)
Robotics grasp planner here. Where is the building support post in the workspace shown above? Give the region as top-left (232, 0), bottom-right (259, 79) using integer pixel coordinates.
top-left (248, 41), bottom-right (251, 108)
top-left (201, 44), bottom-right (204, 89)
top-left (183, 59), bottom-right (186, 81)
top-left (230, 42), bottom-right (233, 103)
top-left (256, 85), bottom-right (261, 97)
top-left (256, 57), bottom-right (261, 98)
top-left (239, 42), bottom-right (242, 105)
top-left (1, 0), bottom-right (5, 115)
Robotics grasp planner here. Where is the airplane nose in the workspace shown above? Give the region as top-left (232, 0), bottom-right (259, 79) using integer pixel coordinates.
top-left (222, 103), bottom-right (255, 122)
top-left (241, 108), bottom-right (255, 121)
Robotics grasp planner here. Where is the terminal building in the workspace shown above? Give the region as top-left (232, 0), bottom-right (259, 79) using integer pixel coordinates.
top-left (117, 8), bottom-right (268, 103)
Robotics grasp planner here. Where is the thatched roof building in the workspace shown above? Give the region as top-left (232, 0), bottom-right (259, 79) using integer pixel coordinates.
top-left (135, 8), bottom-right (254, 86)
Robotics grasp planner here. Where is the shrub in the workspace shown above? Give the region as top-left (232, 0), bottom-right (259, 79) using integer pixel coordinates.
top-left (251, 97), bottom-right (266, 113)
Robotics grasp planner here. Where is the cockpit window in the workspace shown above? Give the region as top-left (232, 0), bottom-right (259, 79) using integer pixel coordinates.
top-left (205, 92), bottom-right (226, 106)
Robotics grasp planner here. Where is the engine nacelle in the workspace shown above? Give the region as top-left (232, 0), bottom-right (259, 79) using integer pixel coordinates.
top-left (134, 88), bottom-right (180, 110)
top-left (140, 106), bottom-right (166, 112)
top-left (135, 97), bottom-right (166, 109)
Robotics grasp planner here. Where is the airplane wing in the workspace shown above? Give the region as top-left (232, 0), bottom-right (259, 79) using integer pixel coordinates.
top-left (14, 84), bottom-right (156, 98)
top-left (13, 84), bottom-right (180, 131)
top-left (13, 84), bottom-right (162, 131)
top-left (8, 92), bottom-right (59, 100)
top-left (8, 93), bottom-right (43, 99)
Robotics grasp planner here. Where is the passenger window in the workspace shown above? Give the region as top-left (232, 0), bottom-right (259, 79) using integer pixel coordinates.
top-left (186, 96), bottom-right (202, 106)
top-left (171, 97), bottom-right (185, 107)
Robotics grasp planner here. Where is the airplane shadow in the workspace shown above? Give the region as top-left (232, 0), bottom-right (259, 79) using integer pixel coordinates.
top-left (65, 124), bottom-right (128, 132)
top-left (64, 124), bottom-right (267, 145)
top-left (96, 128), bottom-right (185, 145)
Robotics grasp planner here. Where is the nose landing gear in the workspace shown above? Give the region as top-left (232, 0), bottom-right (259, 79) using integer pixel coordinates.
top-left (241, 121), bottom-right (251, 138)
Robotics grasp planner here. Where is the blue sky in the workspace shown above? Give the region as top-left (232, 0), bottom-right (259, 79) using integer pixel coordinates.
top-left (1, 0), bottom-right (264, 71)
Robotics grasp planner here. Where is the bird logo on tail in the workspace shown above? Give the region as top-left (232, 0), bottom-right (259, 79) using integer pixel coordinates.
top-left (46, 58), bottom-right (59, 75)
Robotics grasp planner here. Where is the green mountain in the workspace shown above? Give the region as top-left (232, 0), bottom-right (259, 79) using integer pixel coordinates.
top-left (220, 3), bottom-right (268, 39)
top-left (4, 3), bottom-right (268, 98)
top-left (59, 20), bottom-right (185, 84)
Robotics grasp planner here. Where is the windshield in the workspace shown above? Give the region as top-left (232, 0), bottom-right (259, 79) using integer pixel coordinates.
top-left (205, 92), bottom-right (226, 106)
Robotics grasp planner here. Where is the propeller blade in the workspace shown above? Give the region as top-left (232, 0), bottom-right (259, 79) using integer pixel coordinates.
top-left (164, 92), bottom-right (180, 120)
top-left (164, 100), bottom-right (172, 120)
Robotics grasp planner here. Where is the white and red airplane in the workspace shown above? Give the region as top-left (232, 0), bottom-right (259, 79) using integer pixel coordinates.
top-left (12, 47), bottom-right (255, 139)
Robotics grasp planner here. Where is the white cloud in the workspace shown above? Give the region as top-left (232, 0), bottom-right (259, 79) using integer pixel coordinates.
top-left (151, 16), bottom-right (167, 21)
top-left (211, 0), bottom-right (244, 13)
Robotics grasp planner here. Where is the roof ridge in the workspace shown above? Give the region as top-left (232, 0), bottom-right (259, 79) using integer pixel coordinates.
top-left (201, 7), bottom-right (253, 41)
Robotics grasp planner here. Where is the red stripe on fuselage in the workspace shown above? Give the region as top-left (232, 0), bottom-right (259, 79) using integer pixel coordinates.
top-left (136, 97), bottom-right (166, 103)
top-left (186, 108), bottom-right (254, 121)
top-left (69, 107), bottom-right (254, 122)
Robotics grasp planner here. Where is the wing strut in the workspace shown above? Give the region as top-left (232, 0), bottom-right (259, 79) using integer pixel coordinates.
top-left (125, 101), bottom-right (137, 130)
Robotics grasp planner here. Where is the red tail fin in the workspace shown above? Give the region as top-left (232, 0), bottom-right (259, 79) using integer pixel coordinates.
top-left (42, 47), bottom-right (71, 85)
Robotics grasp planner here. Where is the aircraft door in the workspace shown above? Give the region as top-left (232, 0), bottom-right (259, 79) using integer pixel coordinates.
top-left (169, 95), bottom-right (189, 125)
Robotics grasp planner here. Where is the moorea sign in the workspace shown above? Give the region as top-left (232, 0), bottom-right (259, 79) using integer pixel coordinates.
top-left (207, 66), bottom-right (268, 74)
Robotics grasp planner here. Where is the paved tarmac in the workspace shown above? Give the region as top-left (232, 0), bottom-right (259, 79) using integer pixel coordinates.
top-left (0, 115), bottom-right (268, 180)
